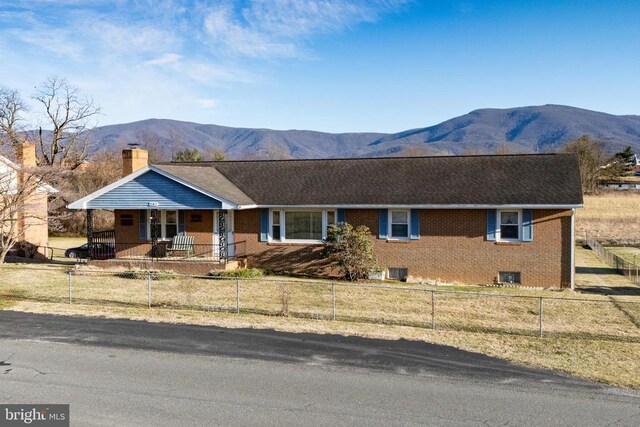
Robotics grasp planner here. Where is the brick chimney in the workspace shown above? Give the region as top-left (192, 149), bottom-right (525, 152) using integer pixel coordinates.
top-left (16, 141), bottom-right (37, 168)
top-left (122, 148), bottom-right (148, 177)
top-left (15, 141), bottom-right (48, 257)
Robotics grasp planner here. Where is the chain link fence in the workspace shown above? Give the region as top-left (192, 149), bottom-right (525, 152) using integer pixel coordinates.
top-left (0, 265), bottom-right (638, 341)
top-left (586, 238), bottom-right (640, 284)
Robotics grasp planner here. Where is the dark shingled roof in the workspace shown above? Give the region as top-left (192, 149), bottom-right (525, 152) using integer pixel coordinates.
top-left (156, 154), bottom-right (583, 207)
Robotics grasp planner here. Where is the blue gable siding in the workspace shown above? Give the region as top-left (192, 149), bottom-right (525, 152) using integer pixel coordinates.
top-left (87, 171), bottom-right (222, 209)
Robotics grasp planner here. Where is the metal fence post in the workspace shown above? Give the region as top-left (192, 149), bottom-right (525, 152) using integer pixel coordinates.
top-left (236, 278), bottom-right (240, 314)
top-left (147, 272), bottom-right (151, 308)
top-left (332, 283), bottom-right (336, 321)
top-left (431, 290), bottom-right (435, 330)
top-left (539, 297), bottom-right (544, 337)
top-left (67, 270), bottom-right (72, 304)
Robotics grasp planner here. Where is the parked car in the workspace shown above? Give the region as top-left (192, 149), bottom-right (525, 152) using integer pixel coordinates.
top-left (65, 243), bottom-right (115, 260)
top-left (634, 171), bottom-right (640, 176)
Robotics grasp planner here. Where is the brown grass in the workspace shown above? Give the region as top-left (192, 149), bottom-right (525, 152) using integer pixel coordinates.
top-left (606, 247), bottom-right (640, 266)
top-left (574, 246), bottom-right (637, 289)
top-left (1, 260), bottom-right (639, 388)
top-left (575, 192), bottom-right (640, 241)
top-left (1, 265), bottom-right (637, 338)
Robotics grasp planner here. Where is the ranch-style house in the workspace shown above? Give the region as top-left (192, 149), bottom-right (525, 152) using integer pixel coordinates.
top-left (68, 148), bottom-right (583, 288)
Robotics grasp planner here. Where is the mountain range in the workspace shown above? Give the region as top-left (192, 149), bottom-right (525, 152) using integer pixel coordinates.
top-left (88, 105), bottom-right (640, 159)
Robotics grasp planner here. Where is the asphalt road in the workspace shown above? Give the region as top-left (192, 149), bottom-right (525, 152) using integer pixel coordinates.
top-left (0, 311), bottom-right (638, 426)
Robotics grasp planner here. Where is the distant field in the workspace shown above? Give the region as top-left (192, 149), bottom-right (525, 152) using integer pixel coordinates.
top-left (575, 191), bottom-right (640, 242)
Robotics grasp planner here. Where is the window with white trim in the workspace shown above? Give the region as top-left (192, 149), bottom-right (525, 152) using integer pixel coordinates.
top-left (147, 209), bottom-right (179, 240)
top-left (269, 209), bottom-right (336, 242)
top-left (389, 210), bottom-right (410, 239)
top-left (497, 210), bottom-right (521, 241)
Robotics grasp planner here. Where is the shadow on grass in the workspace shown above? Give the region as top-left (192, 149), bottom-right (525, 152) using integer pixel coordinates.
top-left (576, 266), bottom-right (621, 275)
top-left (579, 286), bottom-right (640, 296)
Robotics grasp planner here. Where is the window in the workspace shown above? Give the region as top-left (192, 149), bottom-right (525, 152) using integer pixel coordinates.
top-left (269, 209), bottom-right (336, 242)
top-left (499, 271), bottom-right (521, 284)
top-left (165, 211), bottom-right (178, 240)
top-left (119, 214), bottom-right (133, 226)
top-left (498, 210), bottom-right (521, 241)
top-left (272, 211), bottom-right (281, 240)
top-left (285, 211), bottom-right (322, 240)
top-left (147, 210), bottom-right (179, 240)
top-left (327, 211), bottom-right (336, 227)
top-left (390, 210), bottom-right (409, 239)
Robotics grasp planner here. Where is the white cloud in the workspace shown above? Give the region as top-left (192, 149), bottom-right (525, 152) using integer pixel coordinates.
top-left (145, 53), bottom-right (183, 66)
top-left (195, 98), bottom-right (219, 109)
top-left (201, 0), bottom-right (409, 58)
top-left (0, 0), bottom-right (407, 125)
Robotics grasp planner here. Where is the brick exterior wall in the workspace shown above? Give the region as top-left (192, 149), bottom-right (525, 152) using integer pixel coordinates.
top-left (234, 208), bottom-right (573, 288)
top-left (234, 209), bottom-right (335, 277)
top-left (114, 209), bottom-right (215, 258)
top-left (114, 208), bottom-right (573, 288)
top-left (121, 148), bottom-right (148, 177)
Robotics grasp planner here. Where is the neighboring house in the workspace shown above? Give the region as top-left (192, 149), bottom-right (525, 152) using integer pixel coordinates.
top-left (598, 181), bottom-right (640, 191)
top-left (0, 142), bottom-right (57, 256)
top-left (68, 148), bottom-right (583, 288)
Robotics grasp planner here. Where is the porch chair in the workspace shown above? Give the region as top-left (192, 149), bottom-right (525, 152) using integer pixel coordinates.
top-left (166, 235), bottom-right (195, 258)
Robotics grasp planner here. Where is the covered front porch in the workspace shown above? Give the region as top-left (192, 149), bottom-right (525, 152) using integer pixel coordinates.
top-left (86, 208), bottom-right (241, 265)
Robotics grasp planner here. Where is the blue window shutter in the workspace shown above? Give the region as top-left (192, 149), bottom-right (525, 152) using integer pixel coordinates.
top-left (337, 209), bottom-right (346, 224)
top-left (259, 208), bottom-right (269, 242)
top-left (378, 209), bottom-right (388, 239)
top-left (522, 210), bottom-right (533, 241)
top-left (486, 210), bottom-right (497, 241)
top-left (139, 210), bottom-right (147, 241)
top-left (178, 211), bottom-right (186, 235)
top-left (410, 209), bottom-right (420, 239)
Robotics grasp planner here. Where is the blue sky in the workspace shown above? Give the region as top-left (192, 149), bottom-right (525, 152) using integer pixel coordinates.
top-left (1, 0), bottom-right (639, 133)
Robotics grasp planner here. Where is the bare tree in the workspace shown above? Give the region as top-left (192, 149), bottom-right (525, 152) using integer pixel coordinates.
top-left (32, 76), bottom-right (100, 169)
top-left (493, 143), bottom-right (524, 155)
top-left (393, 145), bottom-right (443, 157)
top-left (200, 146), bottom-right (227, 161)
top-left (0, 86), bottom-right (28, 148)
top-left (136, 130), bottom-right (169, 164)
top-left (562, 135), bottom-right (607, 194)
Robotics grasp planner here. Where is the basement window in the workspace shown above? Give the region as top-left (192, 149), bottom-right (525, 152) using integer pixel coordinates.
top-left (388, 268), bottom-right (408, 281)
top-left (498, 271), bottom-right (521, 285)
